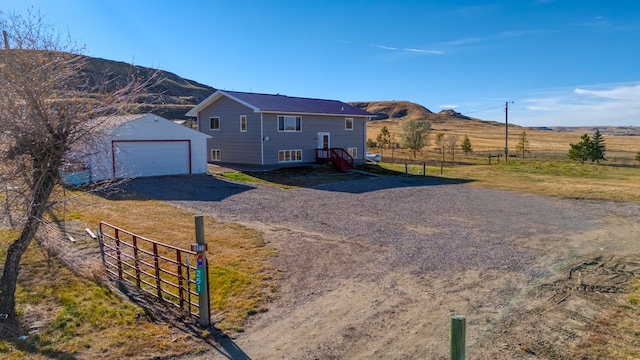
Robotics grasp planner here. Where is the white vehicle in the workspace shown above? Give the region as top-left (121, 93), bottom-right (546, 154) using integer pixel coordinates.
top-left (366, 152), bottom-right (381, 162)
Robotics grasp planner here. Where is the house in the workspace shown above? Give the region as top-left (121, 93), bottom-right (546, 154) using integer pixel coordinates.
top-left (75, 114), bottom-right (210, 182)
top-left (185, 90), bottom-right (373, 169)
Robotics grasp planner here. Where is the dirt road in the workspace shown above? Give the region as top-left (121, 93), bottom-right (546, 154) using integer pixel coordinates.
top-left (124, 175), bottom-right (640, 359)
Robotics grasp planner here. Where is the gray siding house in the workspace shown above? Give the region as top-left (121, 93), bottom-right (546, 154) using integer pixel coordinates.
top-left (186, 90), bottom-right (373, 169)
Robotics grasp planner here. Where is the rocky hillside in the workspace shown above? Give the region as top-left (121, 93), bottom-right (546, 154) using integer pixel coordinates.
top-left (350, 101), bottom-right (433, 121)
top-left (80, 56), bottom-right (216, 120)
top-left (350, 101), bottom-right (488, 125)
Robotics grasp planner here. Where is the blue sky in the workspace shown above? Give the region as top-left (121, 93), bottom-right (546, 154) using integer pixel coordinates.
top-left (2, 1), bottom-right (639, 126)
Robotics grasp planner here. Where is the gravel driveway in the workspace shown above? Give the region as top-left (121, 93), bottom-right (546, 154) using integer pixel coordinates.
top-left (122, 173), bottom-right (613, 274)
top-left (119, 173), bottom-right (640, 359)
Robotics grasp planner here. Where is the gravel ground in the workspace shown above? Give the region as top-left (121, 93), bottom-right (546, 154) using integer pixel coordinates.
top-left (115, 173), bottom-right (640, 359)
top-left (119, 173), bottom-right (625, 275)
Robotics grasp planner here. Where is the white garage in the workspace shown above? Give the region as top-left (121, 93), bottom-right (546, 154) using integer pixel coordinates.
top-left (88, 114), bottom-right (210, 181)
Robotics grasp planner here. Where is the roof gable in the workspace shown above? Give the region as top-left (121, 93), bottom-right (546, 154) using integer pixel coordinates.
top-left (97, 114), bottom-right (210, 139)
top-left (186, 90), bottom-right (373, 117)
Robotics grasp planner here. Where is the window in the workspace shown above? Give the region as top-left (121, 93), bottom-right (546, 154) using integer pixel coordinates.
top-left (211, 149), bottom-right (221, 161)
top-left (240, 115), bottom-right (247, 132)
top-left (278, 115), bottom-right (302, 132)
top-left (348, 147), bottom-right (357, 158)
top-left (278, 150), bottom-right (302, 162)
top-left (345, 118), bottom-right (354, 130)
top-left (209, 117), bottom-right (220, 130)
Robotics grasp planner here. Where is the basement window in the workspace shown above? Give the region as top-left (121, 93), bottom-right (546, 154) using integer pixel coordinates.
top-left (278, 150), bottom-right (302, 162)
top-left (211, 149), bottom-right (221, 161)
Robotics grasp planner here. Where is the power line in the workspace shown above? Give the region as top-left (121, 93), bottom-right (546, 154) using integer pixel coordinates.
top-left (464, 105), bottom-right (504, 114)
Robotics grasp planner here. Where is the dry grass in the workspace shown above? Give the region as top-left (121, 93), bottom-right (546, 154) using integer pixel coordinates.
top-left (0, 189), bottom-right (277, 358)
top-left (375, 159), bottom-right (640, 203)
top-left (367, 118), bottom-right (640, 160)
top-left (0, 229), bottom-right (206, 359)
top-left (65, 191), bottom-right (278, 332)
top-left (573, 278), bottom-right (640, 359)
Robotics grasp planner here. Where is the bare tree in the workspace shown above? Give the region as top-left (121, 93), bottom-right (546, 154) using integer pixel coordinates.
top-left (0, 10), bottom-right (155, 332)
top-left (445, 134), bottom-right (459, 165)
top-left (434, 132), bottom-right (445, 153)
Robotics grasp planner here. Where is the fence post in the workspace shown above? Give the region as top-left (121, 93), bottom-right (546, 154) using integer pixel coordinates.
top-left (153, 243), bottom-right (162, 299)
top-left (423, 163), bottom-right (426, 176)
top-left (194, 215), bottom-right (210, 327)
top-left (115, 228), bottom-right (123, 280)
top-left (133, 235), bottom-right (141, 288)
top-left (405, 162), bottom-right (408, 175)
top-left (450, 314), bottom-right (466, 360)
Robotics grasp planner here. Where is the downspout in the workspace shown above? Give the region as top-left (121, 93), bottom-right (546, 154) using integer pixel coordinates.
top-left (260, 113), bottom-right (264, 165)
top-left (363, 116), bottom-right (370, 163)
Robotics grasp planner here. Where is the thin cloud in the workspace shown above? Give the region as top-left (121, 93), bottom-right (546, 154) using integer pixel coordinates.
top-left (574, 84), bottom-right (640, 101)
top-left (517, 82), bottom-right (640, 126)
top-left (403, 48), bottom-right (443, 55)
top-left (433, 29), bottom-right (548, 51)
top-left (373, 45), bottom-right (398, 50)
top-left (371, 44), bottom-right (443, 55)
top-left (439, 104), bottom-right (459, 109)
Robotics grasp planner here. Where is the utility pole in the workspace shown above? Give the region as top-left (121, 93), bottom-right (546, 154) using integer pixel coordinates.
top-left (505, 101), bottom-right (513, 160)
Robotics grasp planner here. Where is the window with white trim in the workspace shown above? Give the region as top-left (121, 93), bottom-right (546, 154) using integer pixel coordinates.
top-left (240, 115), bottom-right (247, 132)
top-left (278, 149), bottom-right (302, 162)
top-left (345, 118), bottom-right (354, 130)
top-left (348, 147), bottom-right (357, 158)
top-left (209, 117), bottom-right (220, 130)
top-left (278, 115), bottom-right (302, 132)
top-left (211, 149), bottom-right (221, 161)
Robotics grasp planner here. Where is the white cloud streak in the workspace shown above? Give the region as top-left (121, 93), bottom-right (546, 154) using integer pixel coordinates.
top-left (371, 44), bottom-right (443, 55)
top-left (515, 82), bottom-right (640, 126)
top-left (574, 84), bottom-right (640, 101)
top-left (373, 45), bottom-right (398, 50)
top-left (404, 48), bottom-right (444, 54)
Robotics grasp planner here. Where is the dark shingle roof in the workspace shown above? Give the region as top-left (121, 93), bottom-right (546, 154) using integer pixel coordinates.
top-left (186, 90), bottom-right (373, 117)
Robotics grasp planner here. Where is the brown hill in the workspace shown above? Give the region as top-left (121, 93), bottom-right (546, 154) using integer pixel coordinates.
top-left (79, 55), bottom-right (216, 120)
top-left (351, 100), bottom-right (504, 126)
top-left (438, 109), bottom-right (471, 120)
top-left (350, 101), bottom-right (433, 121)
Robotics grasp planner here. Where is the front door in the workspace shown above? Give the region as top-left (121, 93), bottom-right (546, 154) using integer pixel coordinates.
top-left (318, 132), bottom-right (330, 149)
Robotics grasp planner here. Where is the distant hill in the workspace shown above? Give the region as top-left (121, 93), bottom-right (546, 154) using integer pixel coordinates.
top-left (437, 109), bottom-right (471, 120)
top-left (79, 56), bottom-right (216, 120)
top-left (349, 101), bottom-right (433, 121)
top-left (350, 100), bottom-right (503, 126)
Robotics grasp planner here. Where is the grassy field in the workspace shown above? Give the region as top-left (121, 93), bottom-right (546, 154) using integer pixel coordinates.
top-left (0, 191), bottom-right (277, 358)
top-left (370, 159), bottom-right (640, 203)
